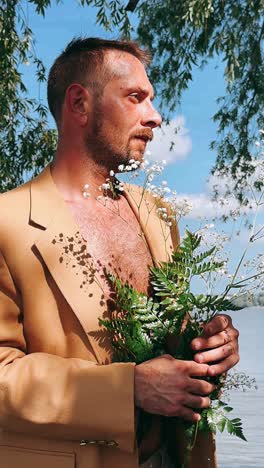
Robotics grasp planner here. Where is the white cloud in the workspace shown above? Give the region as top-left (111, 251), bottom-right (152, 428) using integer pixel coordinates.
top-left (174, 192), bottom-right (264, 255)
top-left (147, 115), bottom-right (192, 163)
top-left (175, 192), bottom-right (238, 219)
top-left (176, 173), bottom-right (264, 220)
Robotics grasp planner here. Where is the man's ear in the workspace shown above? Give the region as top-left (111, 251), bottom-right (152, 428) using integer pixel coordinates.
top-left (65, 84), bottom-right (91, 126)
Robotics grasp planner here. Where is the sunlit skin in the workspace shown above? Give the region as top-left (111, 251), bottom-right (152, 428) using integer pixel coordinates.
top-left (50, 50), bottom-right (239, 423)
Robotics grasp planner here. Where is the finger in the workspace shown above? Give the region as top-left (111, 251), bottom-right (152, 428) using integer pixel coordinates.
top-left (161, 401), bottom-right (202, 422)
top-left (171, 407), bottom-right (201, 423)
top-left (191, 329), bottom-right (232, 352)
top-left (194, 342), bottom-right (236, 364)
top-left (203, 314), bottom-right (231, 337)
top-left (207, 354), bottom-right (240, 376)
top-left (185, 394), bottom-right (211, 410)
top-left (187, 378), bottom-right (215, 396)
top-left (187, 361), bottom-right (209, 377)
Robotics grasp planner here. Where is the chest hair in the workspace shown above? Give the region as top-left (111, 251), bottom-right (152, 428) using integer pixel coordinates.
top-left (67, 197), bottom-right (153, 296)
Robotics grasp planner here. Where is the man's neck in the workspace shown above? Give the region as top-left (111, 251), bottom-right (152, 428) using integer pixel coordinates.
top-left (50, 148), bottom-right (115, 203)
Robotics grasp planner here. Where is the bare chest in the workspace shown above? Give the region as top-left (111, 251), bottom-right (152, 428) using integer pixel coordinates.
top-left (67, 198), bottom-right (153, 295)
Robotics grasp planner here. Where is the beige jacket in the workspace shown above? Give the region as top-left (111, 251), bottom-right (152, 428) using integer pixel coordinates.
top-left (0, 165), bottom-right (216, 468)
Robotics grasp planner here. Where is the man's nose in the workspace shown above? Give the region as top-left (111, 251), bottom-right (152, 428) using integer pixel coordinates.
top-left (142, 102), bottom-right (162, 129)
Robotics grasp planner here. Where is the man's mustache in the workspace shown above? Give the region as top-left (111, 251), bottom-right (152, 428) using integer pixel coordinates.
top-left (131, 129), bottom-right (153, 142)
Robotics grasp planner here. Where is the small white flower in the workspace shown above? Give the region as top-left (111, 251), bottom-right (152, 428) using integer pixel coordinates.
top-left (101, 183), bottom-right (110, 191)
top-left (109, 170), bottom-right (115, 176)
top-left (118, 164), bottom-right (124, 171)
top-left (142, 159), bottom-right (149, 166)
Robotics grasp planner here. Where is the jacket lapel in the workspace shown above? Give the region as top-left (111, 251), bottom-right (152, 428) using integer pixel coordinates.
top-left (30, 165), bottom-right (107, 364)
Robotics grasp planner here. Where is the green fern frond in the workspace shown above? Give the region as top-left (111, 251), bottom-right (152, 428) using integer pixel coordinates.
top-left (181, 230), bottom-right (202, 252)
top-left (205, 401), bottom-right (247, 441)
top-left (192, 260), bottom-right (225, 275)
top-left (192, 246), bottom-right (217, 263)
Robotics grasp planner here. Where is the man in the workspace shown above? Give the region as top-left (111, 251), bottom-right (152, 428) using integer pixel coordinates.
top-left (0, 37), bottom-right (239, 468)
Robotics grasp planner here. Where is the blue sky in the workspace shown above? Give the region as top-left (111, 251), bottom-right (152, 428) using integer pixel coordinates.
top-left (20, 0), bottom-right (263, 287)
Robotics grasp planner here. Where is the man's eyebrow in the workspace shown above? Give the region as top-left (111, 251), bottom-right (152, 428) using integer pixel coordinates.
top-left (126, 86), bottom-right (155, 100)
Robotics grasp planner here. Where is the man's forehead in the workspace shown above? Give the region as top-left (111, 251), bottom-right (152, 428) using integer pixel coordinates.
top-left (104, 50), bottom-right (154, 94)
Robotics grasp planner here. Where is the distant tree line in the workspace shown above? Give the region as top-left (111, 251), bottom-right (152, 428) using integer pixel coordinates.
top-left (233, 291), bottom-right (264, 308)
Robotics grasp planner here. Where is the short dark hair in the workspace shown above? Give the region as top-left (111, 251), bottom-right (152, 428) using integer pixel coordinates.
top-left (47, 37), bottom-right (151, 126)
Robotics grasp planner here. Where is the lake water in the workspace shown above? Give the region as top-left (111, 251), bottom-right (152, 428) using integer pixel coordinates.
top-left (216, 306), bottom-right (264, 468)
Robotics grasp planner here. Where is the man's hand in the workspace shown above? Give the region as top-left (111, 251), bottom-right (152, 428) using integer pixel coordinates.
top-left (134, 354), bottom-right (215, 422)
top-left (191, 314), bottom-right (239, 377)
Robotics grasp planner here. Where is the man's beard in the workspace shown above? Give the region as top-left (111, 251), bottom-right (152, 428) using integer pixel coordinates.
top-left (84, 99), bottom-right (152, 171)
top-left (86, 128), bottom-right (132, 169)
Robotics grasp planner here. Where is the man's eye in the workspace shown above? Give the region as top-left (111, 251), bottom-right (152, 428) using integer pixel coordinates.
top-left (129, 93), bottom-right (140, 101)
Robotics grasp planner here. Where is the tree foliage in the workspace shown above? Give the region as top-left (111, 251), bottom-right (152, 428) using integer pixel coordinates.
top-left (136, 0), bottom-right (264, 196)
top-left (0, 0), bottom-right (57, 191)
top-left (0, 0), bottom-right (263, 197)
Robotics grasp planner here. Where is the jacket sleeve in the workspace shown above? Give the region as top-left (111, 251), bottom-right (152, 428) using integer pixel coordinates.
top-left (0, 249), bottom-right (135, 453)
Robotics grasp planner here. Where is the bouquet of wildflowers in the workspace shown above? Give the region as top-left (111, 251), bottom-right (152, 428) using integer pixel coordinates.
top-left (98, 132), bottom-right (264, 466)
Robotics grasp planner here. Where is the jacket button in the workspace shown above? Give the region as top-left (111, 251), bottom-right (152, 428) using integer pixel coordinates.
top-left (97, 440), bottom-right (106, 445)
top-left (107, 441), bottom-right (118, 447)
top-left (80, 440), bottom-right (87, 446)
